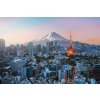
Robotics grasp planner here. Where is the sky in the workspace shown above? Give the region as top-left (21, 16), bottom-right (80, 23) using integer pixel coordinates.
top-left (0, 17), bottom-right (100, 46)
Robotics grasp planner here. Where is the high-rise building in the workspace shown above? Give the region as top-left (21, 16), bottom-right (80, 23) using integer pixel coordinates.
top-left (46, 41), bottom-right (58, 53)
top-left (0, 39), bottom-right (5, 56)
top-left (27, 42), bottom-right (34, 59)
top-left (58, 70), bottom-right (62, 81)
top-left (16, 44), bottom-right (20, 57)
top-left (0, 39), bottom-right (5, 50)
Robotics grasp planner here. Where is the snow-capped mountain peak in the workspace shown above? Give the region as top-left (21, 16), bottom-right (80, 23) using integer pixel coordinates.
top-left (41, 32), bottom-right (67, 41)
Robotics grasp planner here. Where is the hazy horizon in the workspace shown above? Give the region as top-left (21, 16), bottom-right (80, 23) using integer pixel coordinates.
top-left (0, 17), bottom-right (100, 46)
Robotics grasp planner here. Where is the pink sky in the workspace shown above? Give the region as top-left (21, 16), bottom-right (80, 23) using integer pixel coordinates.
top-left (0, 17), bottom-right (100, 46)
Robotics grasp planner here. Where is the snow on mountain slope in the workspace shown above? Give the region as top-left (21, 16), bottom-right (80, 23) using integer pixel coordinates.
top-left (40, 32), bottom-right (68, 42)
top-left (24, 32), bottom-right (69, 46)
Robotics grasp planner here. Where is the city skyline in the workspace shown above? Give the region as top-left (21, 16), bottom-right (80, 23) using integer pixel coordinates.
top-left (0, 17), bottom-right (100, 46)
top-left (0, 19), bottom-right (100, 84)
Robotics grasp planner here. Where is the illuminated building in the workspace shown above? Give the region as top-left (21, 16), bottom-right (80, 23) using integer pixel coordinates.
top-left (67, 34), bottom-right (76, 79)
top-left (67, 34), bottom-right (74, 56)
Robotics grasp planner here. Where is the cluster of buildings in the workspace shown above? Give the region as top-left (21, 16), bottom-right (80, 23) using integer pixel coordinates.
top-left (0, 34), bottom-right (100, 84)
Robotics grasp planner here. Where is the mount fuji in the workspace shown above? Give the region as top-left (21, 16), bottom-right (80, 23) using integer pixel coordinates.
top-left (24, 32), bottom-right (69, 46)
top-left (24, 32), bottom-right (93, 48)
top-left (40, 32), bottom-right (68, 42)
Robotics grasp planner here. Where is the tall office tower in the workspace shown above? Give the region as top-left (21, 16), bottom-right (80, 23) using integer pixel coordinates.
top-left (46, 42), bottom-right (49, 53)
top-left (46, 41), bottom-right (58, 53)
top-left (0, 39), bottom-right (5, 51)
top-left (27, 42), bottom-right (34, 59)
top-left (67, 34), bottom-right (74, 56)
top-left (58, 70), bottom-right (62, 81)
top-left (0, 39), bottom-right (5, 56)
top-left (16, 44), bottom-right (20, 57)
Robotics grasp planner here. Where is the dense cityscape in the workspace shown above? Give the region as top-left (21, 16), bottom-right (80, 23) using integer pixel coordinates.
top-left (0, 32), bottom-right (100, 84)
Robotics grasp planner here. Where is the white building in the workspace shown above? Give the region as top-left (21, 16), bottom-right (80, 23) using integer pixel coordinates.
top-left (27, 42), bottom-right (34, 59)
top-left (0, 39), bottom-right (5, 51)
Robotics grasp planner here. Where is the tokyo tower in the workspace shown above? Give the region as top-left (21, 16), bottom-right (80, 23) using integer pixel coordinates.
top-left (67, 34), bottom-right (74, 56)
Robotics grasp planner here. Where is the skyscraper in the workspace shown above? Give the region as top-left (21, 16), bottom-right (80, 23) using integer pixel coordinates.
top-left (16, 44), bottom-right (20, 57)
top-left (46, 41), bottom-right (58, 53)
top-left (0, 39), bottom-right (5, 51)
top-left (0, 39), bottom-right (5, 56)
top-left (27, 42), bottom-right (34, 59)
